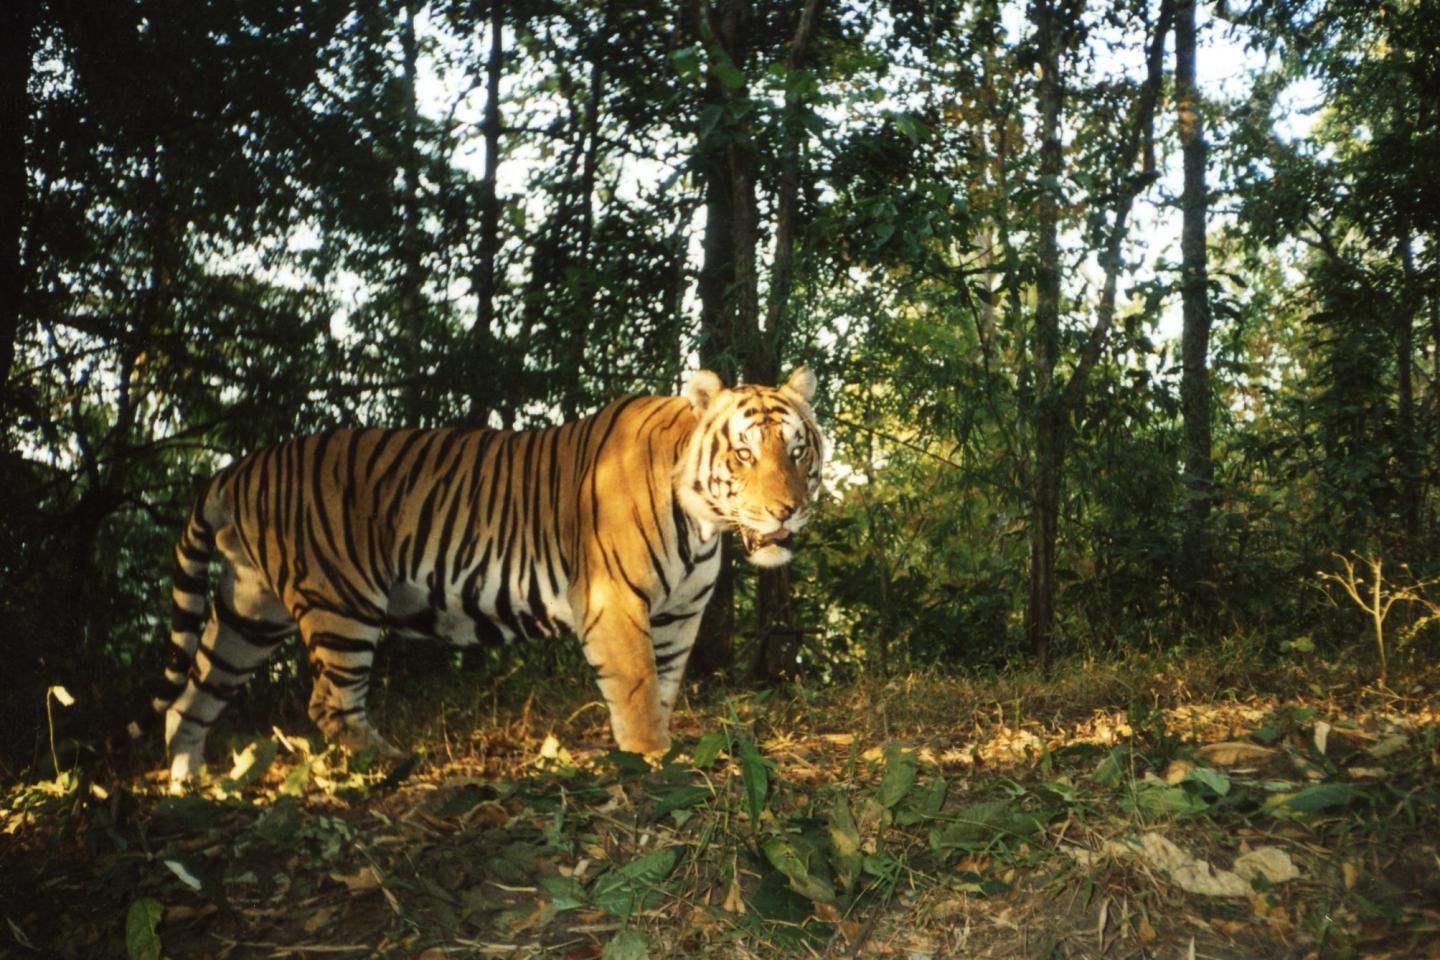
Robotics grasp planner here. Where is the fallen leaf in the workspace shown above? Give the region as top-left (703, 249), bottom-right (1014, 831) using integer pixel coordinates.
top-left (722, 862), bottom-right (745, 915)
top-left (602, 929), bottom-right (650, 960)
top-left (1233, 846), bottom-right (1299, 885)
top-left (467, 800), bottom-right (510, 828)
top-left (1366, 734), bottom-right (1408, 759)
top-left (1345, 766), bottom-right (1388, 780)
top-left (1101, 833), bottom-right (1298, 897)
top-left (1164, 760), bottom-right (1194, 785)
top-left (330, 864), bottom-right (384, 893)
top-left (1195, 742), bottom-right (1276, 767)
top-left (1313, 720), bottom-right (1331, 755)
top-left (301, 906), bottom-right (337, 934)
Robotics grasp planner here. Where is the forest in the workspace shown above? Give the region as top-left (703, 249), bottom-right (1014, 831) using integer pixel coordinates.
top-left (2, 0), bottom-right (1439, 957)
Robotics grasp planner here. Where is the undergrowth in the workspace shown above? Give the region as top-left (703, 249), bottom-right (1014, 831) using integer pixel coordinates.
top-left (3, 653), bottom-right (1439, 959)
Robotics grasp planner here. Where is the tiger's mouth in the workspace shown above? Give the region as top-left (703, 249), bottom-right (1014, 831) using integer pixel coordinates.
top-left (737, 525), bottom-right (794, 557)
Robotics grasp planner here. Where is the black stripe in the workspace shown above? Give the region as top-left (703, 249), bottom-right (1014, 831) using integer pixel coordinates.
top-left (171, 607), bottom-right (205, 635)
top-left (309, 632), bottom-right (376, 653)
top-left (215, 594), bottom-right (292, 642)
top-left (650, 609), bottom-right (699, 628)
top-left (173, 567), bottom-right (209, 596)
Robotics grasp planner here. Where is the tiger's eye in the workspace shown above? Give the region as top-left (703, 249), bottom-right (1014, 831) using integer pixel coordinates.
top-left (736, 448), bottom-right (756, 464)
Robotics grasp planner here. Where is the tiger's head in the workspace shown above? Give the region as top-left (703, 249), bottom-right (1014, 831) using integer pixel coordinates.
top-left (675, 367), bottom-right (825, 568)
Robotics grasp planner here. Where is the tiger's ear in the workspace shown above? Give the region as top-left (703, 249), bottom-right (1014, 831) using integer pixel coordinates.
top-left (782, 366), bottom-right (816, 402)
top-left (685, 370), bottom-right (724, 415)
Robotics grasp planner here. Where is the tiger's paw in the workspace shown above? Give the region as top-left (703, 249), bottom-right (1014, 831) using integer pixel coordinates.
top-left (617, 732), bottom-right (671, 761)
top-left (334, 722), bottom-right (407, 762)
top-left (167, 753), bottom-right (203, 795)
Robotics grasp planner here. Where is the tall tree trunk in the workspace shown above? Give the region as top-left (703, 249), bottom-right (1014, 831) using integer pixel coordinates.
top-left (0, 0), bottom-right (37, 442)
top-left (397, 0), bottom-right (427, 423)
top-left (1024, 0), bottom-right (1065, 671)
top-left (1025, 0), bottom-right (1173, 669)
top-left (560, 6), bottom-right (609, 420)
top-left (688, 0), bottom-right (821, 683)
top-left (761, 0), bottom-right (821, 374)
top-left (688, 0), bottom-right (751, 678)
top-left (1177, 0), bottom-right (1214, 592)
top-left (747, 0), bottom-right (822, 684)
top-left (469, 0), bottom-right (504, 425)
top-left (1396, 227), bottom-right (1421, 560)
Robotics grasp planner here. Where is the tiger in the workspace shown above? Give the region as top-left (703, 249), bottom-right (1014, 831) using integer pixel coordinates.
top-left (157, 368), bottom-right (824, 784)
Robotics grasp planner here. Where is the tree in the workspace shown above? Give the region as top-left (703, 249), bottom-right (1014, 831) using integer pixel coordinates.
top-left (0, 0), bottom-right (37, 441)
top-left (684, 0), bottom-right (824, 682)
top-left (1024, 0), bottom-right (1173, 667)
top-left (1177, 0), bottom-right (1214, 591)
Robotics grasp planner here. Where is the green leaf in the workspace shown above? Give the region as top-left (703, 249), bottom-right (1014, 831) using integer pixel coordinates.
top-left (279, 760), bottom-right (312, 798)
top-left (892, 111), bottom-right (930, 143)
top-left (221, 737), bottom-right (278, 793)
top-left (669, 44), bottom-right (703, 82)
top-left (895, 776), bottom-right (947, 825)
top-left (1185, 766), bottom-right (1232, 797)
top-left (928, 800), bottom-right (1045, 855)
top-left (436, 782), bottom-right (490, 818)
top-left (697, 104), bottom-right (726, 142)
top-left (762, 835), bottom-right (837, 903)
top-left (1126, 783), bottom-right (1210, 818)
top-left (252, 795), bottom-right (302, 848)
top-left (750, 868), bottom-right (812, 924)
top-left (877, 743), bottom-right (918, 809)
top-left (651, 784), bottom-right (710, 820)
top-left (603, 750), bottom-right (653, 780)
top-left (826, 797), bottom-right (864, 893)
top-left (1263, 782), bottom-right (1369, 815)
top-left (737, 737), bottom-right (769, 823)
top-left (691, 731), bottom-right (727, 769)
top-left (603, 928), bottom-right (652, 960)
top-left (712, 57), bottom-right (746, 90)
top-left (125, 898), bottom-right (163, 960)
top-left (591, 847), bottom-right (681, 918)
top-left (539, 875), bottom-right (587, 912)
top-left (376, 753), bottom-right (419, 791)
top-left (1093, 747), bottom-right (1126, 788)
top-left (151, 794), bottom-right (229, 834)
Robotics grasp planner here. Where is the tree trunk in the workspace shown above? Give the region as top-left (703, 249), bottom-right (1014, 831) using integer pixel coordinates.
top-left (688, 0), bottom-right (751, 678)
top-left (1025, 0), bottom-right (1173, 669)
top-left (0, 0), bottom-right (37, 441)
top-left (396, 1), bottom-right (428, 424)
top-left (1396, 228), bottom-right (1421, 560)
top-left (1024, 0), bottom-right (1065, 671)
top-left (469, 0), bottom-right (504, 425)
top-left (1176, 0), bottom-right (1214, 591)
top-left (688, 0), bottom-right (821, 683)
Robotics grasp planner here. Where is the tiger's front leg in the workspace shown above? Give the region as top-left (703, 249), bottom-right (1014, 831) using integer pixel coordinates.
top-left (577, 589), bottom-right (670, 756)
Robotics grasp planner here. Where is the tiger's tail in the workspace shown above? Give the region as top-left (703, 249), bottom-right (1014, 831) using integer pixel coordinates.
top-left (153, 490), bottom-right (217, 715)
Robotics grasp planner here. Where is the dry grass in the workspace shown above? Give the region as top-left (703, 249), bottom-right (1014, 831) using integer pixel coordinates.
top-left (3, 652), bottom-right (1440, 959)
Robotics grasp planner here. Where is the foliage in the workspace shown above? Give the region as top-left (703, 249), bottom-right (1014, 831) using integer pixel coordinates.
top-left (2, 0), bottom-right (1440, 770)
top-left (4, 658), bottom-right (1439, 957)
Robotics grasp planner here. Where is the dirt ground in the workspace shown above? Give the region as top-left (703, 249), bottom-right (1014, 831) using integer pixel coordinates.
top-left (4, 655), bottom-right (1440, 959)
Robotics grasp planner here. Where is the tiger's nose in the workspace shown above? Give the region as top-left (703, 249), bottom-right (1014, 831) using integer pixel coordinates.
top-left (769, 503), bottom-right (796, 521)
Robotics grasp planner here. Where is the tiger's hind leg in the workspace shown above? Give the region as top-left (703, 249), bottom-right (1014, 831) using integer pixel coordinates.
top-left (165, 559), bottom-right (295, 787)
top-left (297, 610), bottom-right (405, 760)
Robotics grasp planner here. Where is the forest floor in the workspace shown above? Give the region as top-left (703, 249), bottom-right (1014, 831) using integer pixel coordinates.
top-left (3, 648), bottom-right (1440, 960)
